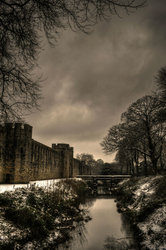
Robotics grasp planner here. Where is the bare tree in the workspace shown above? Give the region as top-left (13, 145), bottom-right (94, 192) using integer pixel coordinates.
top-left (121, 95), bottom-right (166, 174)
top-left (101, 122), bottom-right (142, 175)
top-left (0, 61), bottom-right (41, 121)
top-left (76, 153), bottom-right (96, 166)
top-left (101, 95), bottom-right (166, 175)
top-left (0, 0), bottom-right (146, 121)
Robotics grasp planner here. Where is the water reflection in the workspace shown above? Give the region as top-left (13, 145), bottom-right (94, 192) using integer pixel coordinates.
top-left (95, 186), bottom-right (112, 196)
top-left (58, 221), bottom-right (88, 249)
top-left (103, 236), bottom-right (133, 250)
top-left (58, 197), bottom-right (137, 250)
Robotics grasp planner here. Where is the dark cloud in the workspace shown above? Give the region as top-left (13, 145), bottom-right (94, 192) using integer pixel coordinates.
top-left (28, 0), bottom-right (166, 161)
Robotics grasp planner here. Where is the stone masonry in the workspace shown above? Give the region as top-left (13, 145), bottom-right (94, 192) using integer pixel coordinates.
top-left (0, 123), bottom-right (91, 183)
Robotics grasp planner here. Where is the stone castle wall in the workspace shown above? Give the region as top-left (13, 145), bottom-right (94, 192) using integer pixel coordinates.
top-left (30, 140), bottom-right (60, 181)
top-left (0, 123), bottom-right (91, 184)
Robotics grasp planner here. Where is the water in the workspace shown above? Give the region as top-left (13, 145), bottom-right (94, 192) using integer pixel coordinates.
top-left (58, 198), bottom-right (137, 250)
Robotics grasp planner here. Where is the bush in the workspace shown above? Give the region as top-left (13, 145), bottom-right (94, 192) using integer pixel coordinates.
top-left (59, 179), bottom-right (90, 198)
top-left (5, 206), bottom-right (48, 239)
top-left (0, 242), bottom-right (15, 250)
top-left (154, 176), bottom-right (166, 199)
top-left (26, 192), bottom-right (37, 206)
top-left (0, 193), bottom-right (14, 206)
top-left (31, 217), bottom-right (48, 239)
top-left (56, 179), bottom-right (91, 208)
top-left (42, 213), bottom-right (54, 230)
top-left (5, 206), bottom-right (35, 227)
top-left (1, 179), bottom-right (90, 245)
top-left (137, 200), bottom-right (162, 222)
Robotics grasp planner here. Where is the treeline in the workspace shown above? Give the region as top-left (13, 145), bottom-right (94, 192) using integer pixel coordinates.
top-left (101, 67), bottom-right (166, 176)
top-left (76, 153), bottom-right (122, 175)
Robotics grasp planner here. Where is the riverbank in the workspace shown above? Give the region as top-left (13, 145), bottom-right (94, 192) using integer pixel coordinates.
top-left (113, 175), bottom-right (166, 250)
top-left (0, 179), bottom-right (91, 249)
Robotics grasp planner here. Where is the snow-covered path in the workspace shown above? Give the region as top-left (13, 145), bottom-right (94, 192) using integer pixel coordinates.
top-left (0, 179), bottom-right (61, 193)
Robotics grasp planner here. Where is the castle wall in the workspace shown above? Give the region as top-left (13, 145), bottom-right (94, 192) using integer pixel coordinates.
top-left (0, 123), bottom-right (90, 183)
top-left (52, 144), bottom-right (74, 178)
top-left (30, 140), bottom-right (60, 181)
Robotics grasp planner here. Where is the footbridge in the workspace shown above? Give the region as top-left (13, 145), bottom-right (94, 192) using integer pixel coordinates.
top-left (76, 175), bottom-right (131, 187)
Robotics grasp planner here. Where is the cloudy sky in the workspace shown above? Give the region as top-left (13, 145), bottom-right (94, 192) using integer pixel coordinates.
top-left (27, 0), bottom-right (166, 162)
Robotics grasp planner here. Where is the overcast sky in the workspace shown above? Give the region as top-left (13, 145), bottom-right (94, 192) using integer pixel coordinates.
top-left (27, 0), bottom-right (166, 162)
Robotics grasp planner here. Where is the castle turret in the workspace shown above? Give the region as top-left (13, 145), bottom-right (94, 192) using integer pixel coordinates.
top-left (52, 143), bottom-right (74, 178)
top-left (0, 123), bottom-right (32, 183)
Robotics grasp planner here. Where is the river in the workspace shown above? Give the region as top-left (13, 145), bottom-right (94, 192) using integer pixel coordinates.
top-left (58, 197), bottom-right (138, 250)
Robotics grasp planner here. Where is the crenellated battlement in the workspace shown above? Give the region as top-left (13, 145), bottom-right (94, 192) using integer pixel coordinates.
top-left (52, 143), bottom-right (73, 151)
top-left (0, 122), bottom-right (32, 130)
top-left (0, 123), bottom-right (32, 143)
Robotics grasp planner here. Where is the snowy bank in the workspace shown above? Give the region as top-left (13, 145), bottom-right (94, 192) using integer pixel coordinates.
top-left (114, 175), bottom-right (166, 250)
top-left (0, 178), bottom-right (62, 193)
top-left (0, 178), bottom-right (83, 193)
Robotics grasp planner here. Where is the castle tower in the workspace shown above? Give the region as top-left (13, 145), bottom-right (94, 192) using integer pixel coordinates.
top-left (0, 123), bottom-right (32, 183)
top-left (52, 143), bottom-right (74, 178)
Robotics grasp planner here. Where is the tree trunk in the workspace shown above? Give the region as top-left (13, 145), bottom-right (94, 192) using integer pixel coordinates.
top-left (134, 150), bottom-right (139, 176)
top-left (143, 153), bottom-right (148, 176)
top-left (146, 124), bottom-right (158, 174)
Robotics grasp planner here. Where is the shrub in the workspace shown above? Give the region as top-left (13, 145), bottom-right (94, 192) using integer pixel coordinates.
top-left (5, 206), bottom-right (36, 226)
top-left (0, 242), bottom-right (15, 250)
top-left (154, 176), bottom-right (166, 199)
top-left (137, 200), bottom-right (161, 222)
top-left (42, 213), bottom-right (54, 230)
top-left (4, 206), bottom-right (48, 239)
top-left (26, 192), bottom-right (37, 206)
top-left (31, 217), bottom-right (48, 239)
top-left (0, 193), bottom-right (14, 206)
top-left (1, 179), bottom-right (90, 244)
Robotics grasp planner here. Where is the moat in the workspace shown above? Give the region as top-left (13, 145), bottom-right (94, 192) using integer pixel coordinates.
top-left (1, 177), bottom-right (164, 249)
top-left (0, 181), bottom-right (138, 249)
top-left (58, 197), bottom-right (138, 250)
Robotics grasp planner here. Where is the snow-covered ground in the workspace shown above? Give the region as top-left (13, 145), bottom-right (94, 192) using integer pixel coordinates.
top-left (0, 179), bottom-right (61, 193)
top-left (117, 175), bottom-right (166, 250)
top-left (138, 205), bottom-right (166, 250)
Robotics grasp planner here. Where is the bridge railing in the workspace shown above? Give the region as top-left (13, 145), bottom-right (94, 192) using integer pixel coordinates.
top-left (76, 175), bottom-right (131, 179)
